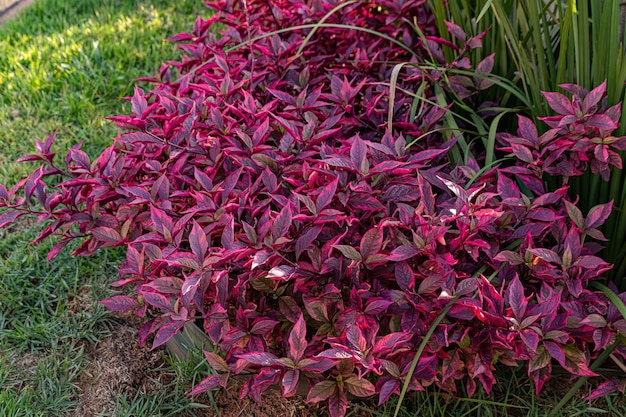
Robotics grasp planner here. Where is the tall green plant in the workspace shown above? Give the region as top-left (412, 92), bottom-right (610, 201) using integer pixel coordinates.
top-left (429, 0), bottom-right (626, 289)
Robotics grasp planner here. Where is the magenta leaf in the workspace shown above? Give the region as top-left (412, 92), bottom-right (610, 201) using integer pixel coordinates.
top-left (288, 315), bottom-right (308, 362)
top-left (91, 227), bottom-right (123, 243)
top-left (585, 380), bottom-right (626, 401)
top-left (100, 295), bottom-right (140, 312)
top-left (584, 201), bottom-right (613, 230)
top-left (316, 178), bottom-right (338, 212)
top-left (328, 390), bottom-right (349, 417)
top-left (306, 380), bottom-right (337, 403)
top-left (187, 374), bottom-right (222, 396)
top-left (282, 369), bottom-right (300, 397)
top-left (238, 352), bottom-right (280, 366)
top-left (272, 204), bottom-right (292, 240)
top-left (189, 221), bottom-right (208, 260)
top-left (542, 91), bottom-right (574, 116)
top-left (388, 245), bottom-right (419, 261)
top-left (152, 320), bottom-right (186, 349)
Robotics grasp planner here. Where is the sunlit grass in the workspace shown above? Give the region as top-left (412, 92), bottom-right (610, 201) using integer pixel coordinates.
top-left (0, 0), bottom-right (208, 415)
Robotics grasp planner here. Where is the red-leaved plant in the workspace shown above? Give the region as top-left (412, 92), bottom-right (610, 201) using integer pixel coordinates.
top-left (2, 1), bottom-right (626, 416)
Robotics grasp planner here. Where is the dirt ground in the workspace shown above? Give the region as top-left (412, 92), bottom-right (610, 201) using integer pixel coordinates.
top-left (71, 314), bottom-right (327, 417)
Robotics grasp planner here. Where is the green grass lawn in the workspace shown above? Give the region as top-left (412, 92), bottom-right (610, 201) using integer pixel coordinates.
top-left (1, 1), bottom-right (626, 416)
top-left (0, 1), bottom-right (213, 416)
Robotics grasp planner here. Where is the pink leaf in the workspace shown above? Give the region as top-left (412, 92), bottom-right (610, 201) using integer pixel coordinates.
top-left (585, 380), bottom-right (625, 401)
top-left (237, 352), bottom-right (280, 366)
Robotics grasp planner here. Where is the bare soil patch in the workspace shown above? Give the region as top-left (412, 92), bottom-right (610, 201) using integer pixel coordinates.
top-left (70, 314), bottom-right (329, 417)
top-left (72, 319), bottom-right (167, 416)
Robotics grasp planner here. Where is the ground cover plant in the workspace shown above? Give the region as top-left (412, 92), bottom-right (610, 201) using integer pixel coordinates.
top-left (427, 0), bottom-right (626, 289)
top-left (3, 0), bottom-right (626, 416)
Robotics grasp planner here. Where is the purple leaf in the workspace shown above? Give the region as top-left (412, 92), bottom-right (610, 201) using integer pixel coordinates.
top-left (520, 328), bottom-right (540, 353)
top-left (445, 20), bottom-right (466, 41)
top-left (418, 274), bottom-right (445, 294)
top-left (295, 225), bottom-right (322, 260)
top-left (360, 228), bottom-right (382, 260)
top-left (378, 380), bottom-right (400, 405)
top-left (272, 204), bottom-right (292, 240)
top-left (584, 201), bottom-right (613, 230)
top-left (582, 81), bottom-right (606, 112)
top-left (350, 135), bottom-right (369, 174)
top-left (250, 319), bottom-right (279, 335)
top-left (316, 178), bottom-right (338, 212)
top-left (0, 211), bottom-right (24, 228)
top-left (395, 262), bottom-right (415, 291)
top-left (388, 245), bottom-right (419, 261)
top-left (527, 248), bottom-right (561, 264)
